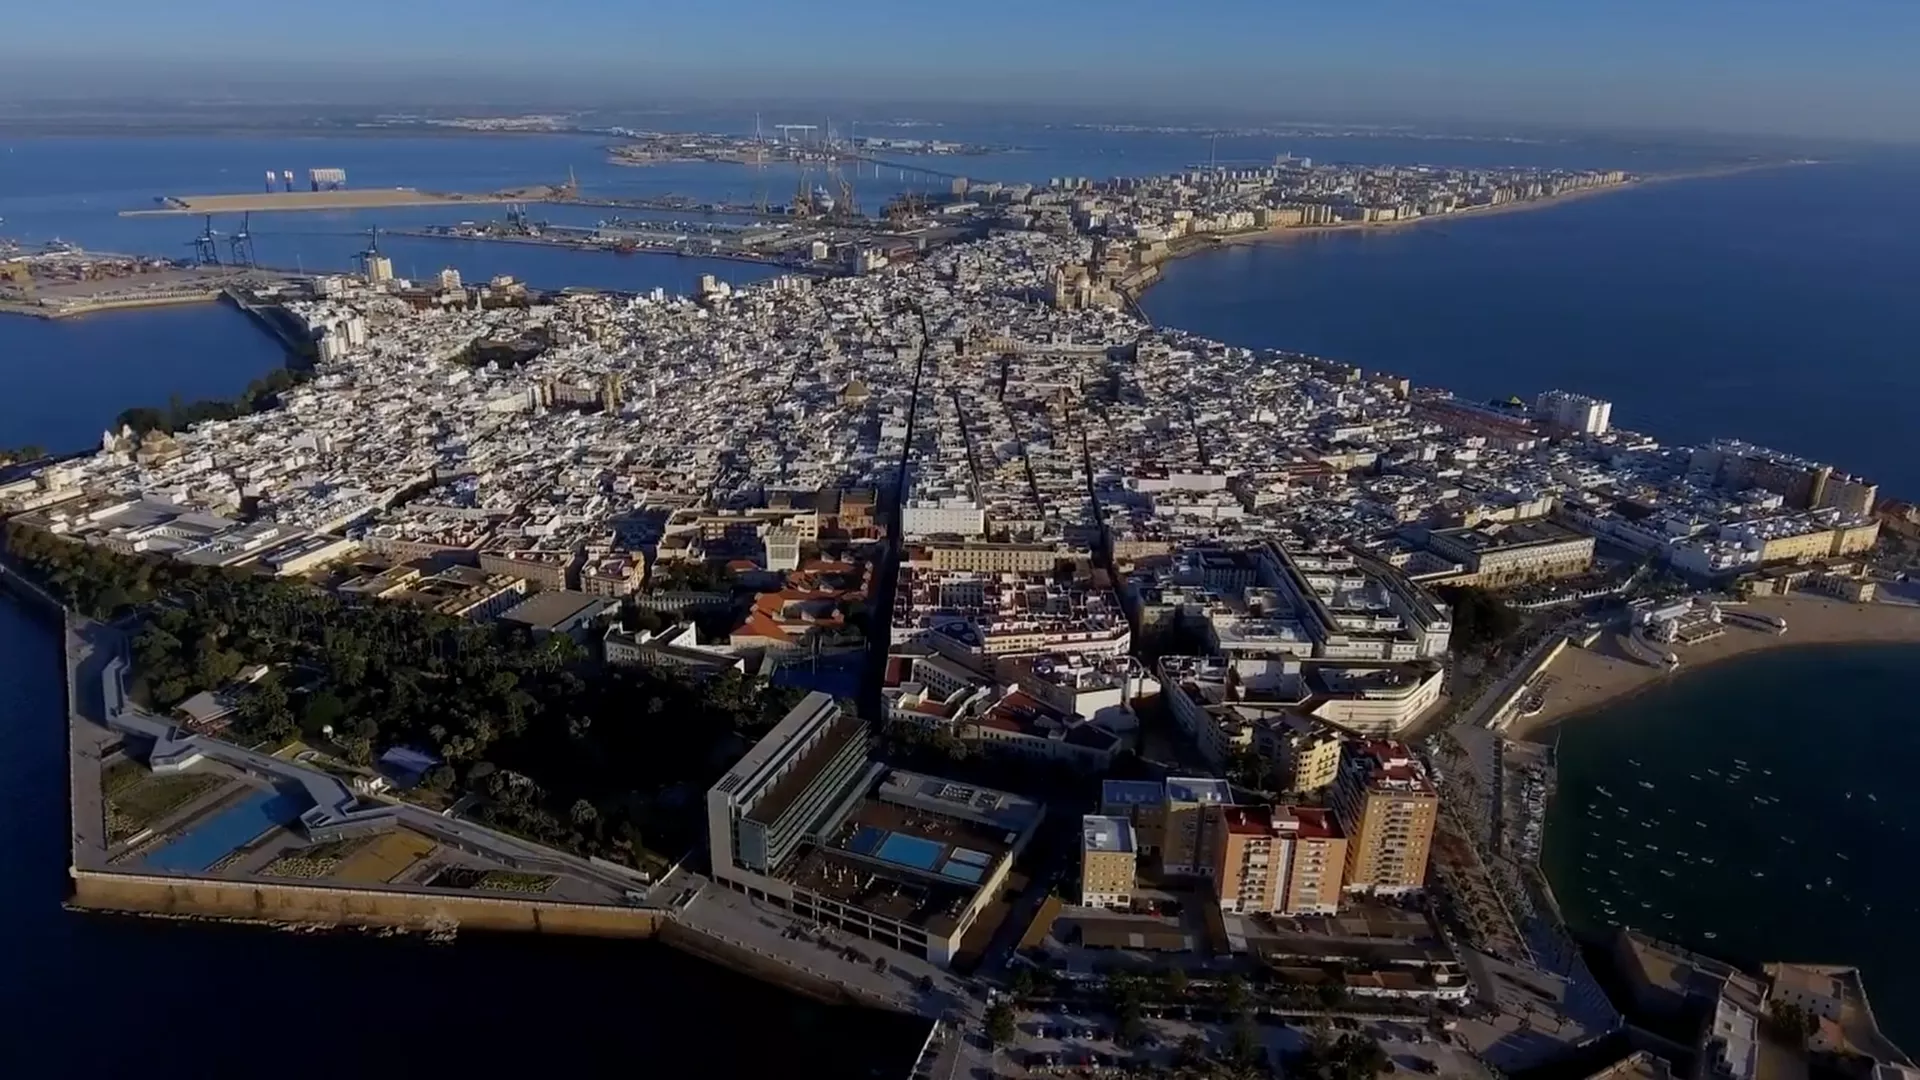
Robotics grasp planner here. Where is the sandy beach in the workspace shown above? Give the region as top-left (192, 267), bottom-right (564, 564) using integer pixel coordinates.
top-left (1509, 595), bottom-right (1920, 741)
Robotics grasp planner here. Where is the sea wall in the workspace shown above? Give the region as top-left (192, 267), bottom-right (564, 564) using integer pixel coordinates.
top-left (1490, 635), bottom-right (1571, 731)
top-left (70, 869), bottom-right (664, 937)
top-left (655, 919), bottom-right (910, 1014)
top-left (0, 553), bottom-right (65, 624)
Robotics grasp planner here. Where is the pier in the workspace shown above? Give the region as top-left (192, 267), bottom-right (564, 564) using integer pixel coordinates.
top-left (122, 186), bottom-right (565, 217)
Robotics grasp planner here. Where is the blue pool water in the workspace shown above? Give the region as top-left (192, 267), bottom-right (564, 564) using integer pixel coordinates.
top-left (848, 825), bottom-right (887, 857)
top-left (876, 832), bottom-right (945, 872)
top-left (939, 863), bottom-right (985, 884)
top-left (143, 788), bottom-right (306, 873)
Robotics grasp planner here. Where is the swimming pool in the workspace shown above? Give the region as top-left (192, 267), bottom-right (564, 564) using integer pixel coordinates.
top-left (875, 832), bottom-right (945, 872)
top-left (143, 788), bottom-right (306, 873)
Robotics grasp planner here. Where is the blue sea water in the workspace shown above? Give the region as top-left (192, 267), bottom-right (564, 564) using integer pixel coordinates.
top-left (0, 302), bottom-right (288, 455)
top-left (1542, 644), bottom-right (1920, 1047)
top-left (1141, 152), bottom-right (1920, 498)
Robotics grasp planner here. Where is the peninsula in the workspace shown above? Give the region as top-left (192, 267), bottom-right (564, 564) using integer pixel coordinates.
top-left (3, 152), bottom-right (1910, 1080)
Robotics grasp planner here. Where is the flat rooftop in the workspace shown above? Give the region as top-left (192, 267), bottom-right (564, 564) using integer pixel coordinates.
top-left (741, 709), bottom-right (866, 829)
top-left (500, 589), bottom-right (608, 630)
top-left (1433, 518), bottom-right (1586, 552)
top-left (784, 777), bottom-right (1038, 935)
top-left (785, 845), bottom-right (976, 936)
top-left (1101, 779), bottom-right (1165, 808)
top-left (1165, 776), bottom-right (1232, 805)
top-left (1081, 815), bottom-right (1135, 855)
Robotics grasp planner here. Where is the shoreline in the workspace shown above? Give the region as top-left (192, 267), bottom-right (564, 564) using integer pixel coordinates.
top-left (1509, 595), bottom-right (1920, 741)
top-left (1132, 158), bottom-right (1813, 298)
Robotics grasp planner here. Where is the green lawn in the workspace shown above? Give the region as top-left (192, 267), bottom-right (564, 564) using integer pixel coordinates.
top-left (101, 758), bottom-right (147, 797)
top-left (478, 870), bottom-right (557, 894)
top-left (106, 773), bottom-right (224, 841)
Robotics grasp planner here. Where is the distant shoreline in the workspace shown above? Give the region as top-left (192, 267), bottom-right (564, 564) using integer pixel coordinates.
top-left (1132, 159), bottom-right (1815, 297)
top-left (1510, 595), bottom-right (1920, 742)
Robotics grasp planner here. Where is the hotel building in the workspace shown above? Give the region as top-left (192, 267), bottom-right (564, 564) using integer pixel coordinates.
top-left (706, 693), bottom-right (1044, 966)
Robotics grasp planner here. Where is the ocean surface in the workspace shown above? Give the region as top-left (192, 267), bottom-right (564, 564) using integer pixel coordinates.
top-left (1141, 153), bottom-right (1920, 499)
top-left (0, 597), bottom-right (928, 1073)
top-left (0, 303), bottom-right (287, 455)
top-left (1541, 645), bottom-right (1920, 1048)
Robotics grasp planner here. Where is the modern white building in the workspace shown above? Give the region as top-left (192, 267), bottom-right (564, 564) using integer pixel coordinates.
top-left (1534, 390), bottom-right (1613, 436)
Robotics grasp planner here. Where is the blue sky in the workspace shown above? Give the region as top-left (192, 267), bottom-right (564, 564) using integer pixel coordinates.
top-left (5, 0), bottom-right (1917, 138)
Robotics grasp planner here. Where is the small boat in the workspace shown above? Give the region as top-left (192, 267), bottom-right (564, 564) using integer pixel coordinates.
top-left (1868, 794), bottom-right (1878, 803)
top-left (1705, 931), bottom-right (1718, 939)
top-left (1689, 774), bottom-right (1703, 781)
top-left (1734, 758), bottom-right (1748, 766)
top-left (1837, 853), bottom-right (1850, 861)
top-left (1695, 820), bottom-right (1708, 828)
top-left (1596, 786), bottom-right (1614, 798)
top-left (1660, 870), bottom-right (1676, 878)
top-left (1753, 871), bottom-right (1765, 878)
top-left (1638, 781), bottom-right (1656, 790)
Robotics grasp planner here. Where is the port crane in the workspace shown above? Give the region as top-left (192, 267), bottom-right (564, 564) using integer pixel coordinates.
top-left (188, 215), bottom-right (222, 265)
top-left (792, 167), bottom-right (814, 217)
top-left (354, 226), bottom-right (382, 275)
top-left (226, 213), bottom-right (257, 267)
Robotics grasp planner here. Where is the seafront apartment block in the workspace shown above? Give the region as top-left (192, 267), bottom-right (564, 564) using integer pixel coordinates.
top-left (1331, 740), bottom-right (1438, 895)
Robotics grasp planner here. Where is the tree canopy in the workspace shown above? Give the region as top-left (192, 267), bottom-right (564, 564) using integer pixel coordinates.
top-left (1436, 584), bottom-right (1521, 653)
top-left (113, 365), bottom-right (313, 438)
